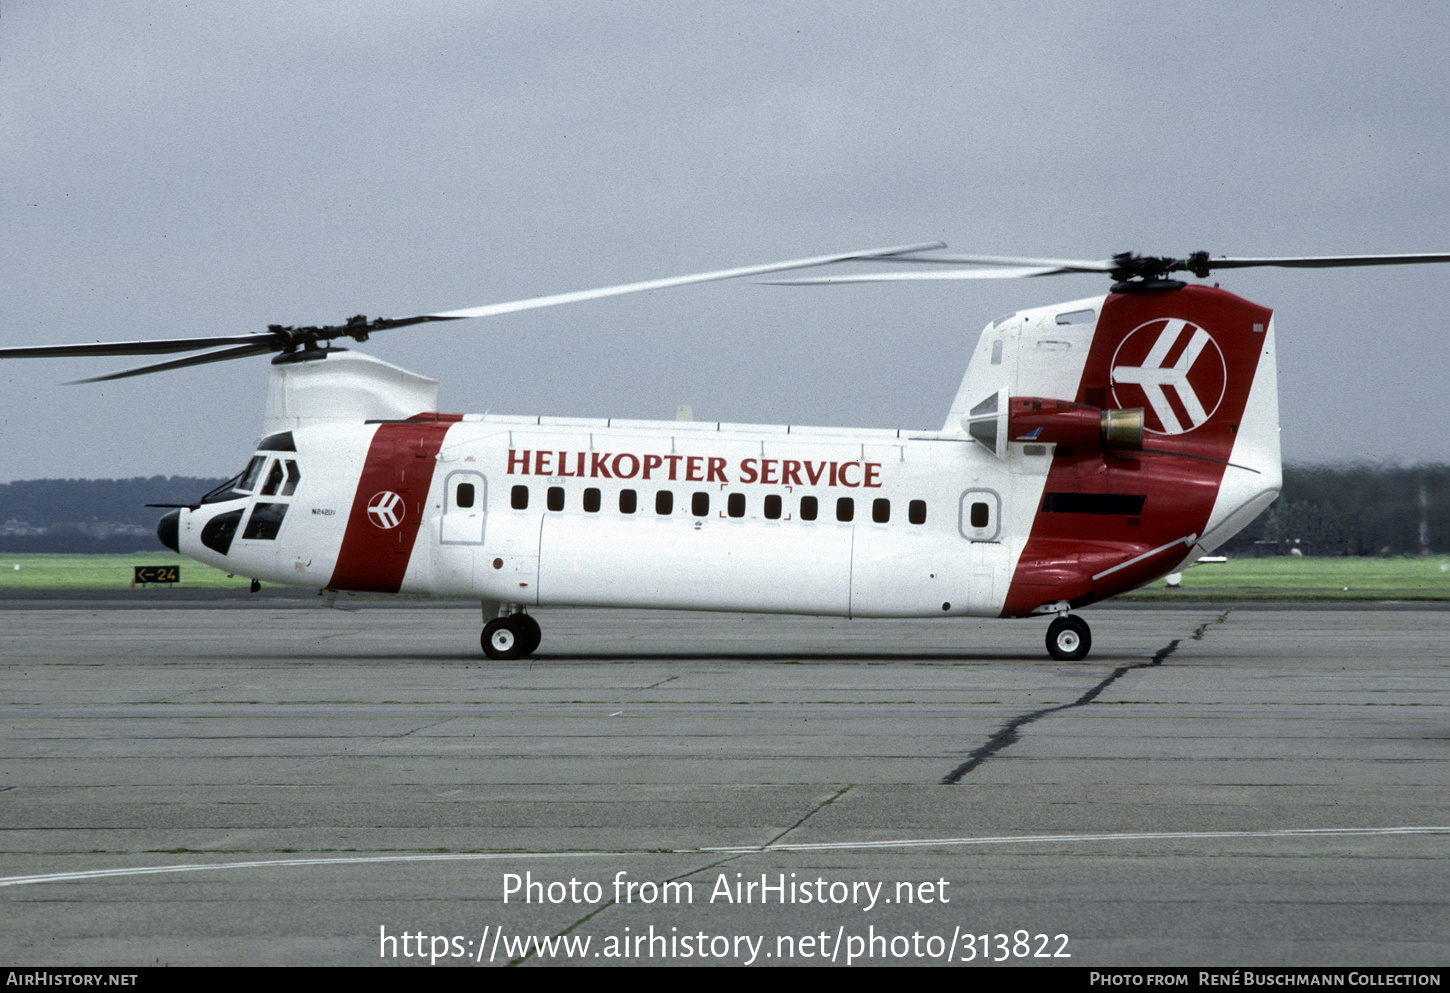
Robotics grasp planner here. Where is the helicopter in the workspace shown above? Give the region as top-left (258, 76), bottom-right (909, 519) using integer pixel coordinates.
top-left (6, 244), bottom-right (1448, 660)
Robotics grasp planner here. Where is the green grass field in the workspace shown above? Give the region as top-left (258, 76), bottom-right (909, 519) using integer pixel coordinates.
top-left (0, 552), bottom-right (263, 590)
top-left (1125, 554), bottom-right (1450, 600)
top-left (3, 551), bottom-right (1448, 599)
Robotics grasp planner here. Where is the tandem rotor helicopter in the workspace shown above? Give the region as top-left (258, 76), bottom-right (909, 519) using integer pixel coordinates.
top-left (6, 243), bottom-right (1449, 660)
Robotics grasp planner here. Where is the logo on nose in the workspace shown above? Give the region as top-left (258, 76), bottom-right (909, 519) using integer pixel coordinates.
top-left (366, 491), bottom-right (406, 529)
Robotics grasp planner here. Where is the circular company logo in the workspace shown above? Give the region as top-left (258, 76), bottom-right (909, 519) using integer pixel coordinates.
top-left (1109, 318), bottom-right (1226, 435)
top-left (366, 491), bottom-right (406, 529)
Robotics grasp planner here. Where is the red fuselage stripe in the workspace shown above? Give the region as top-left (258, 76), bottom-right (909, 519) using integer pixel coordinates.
top-left (329, 422), bottom-right (451, 593)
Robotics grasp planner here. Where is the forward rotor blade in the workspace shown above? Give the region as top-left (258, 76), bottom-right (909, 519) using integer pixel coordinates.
top-left (423, 242), bottom-right (946, 320)
top-left (70, 343), bottom-right (280, 383)
top-left (4, 242), bottom-right (947, 382)
top-left (0, 333), bottom-right (275, 360)
top-left (763, 265), bottom-right (1071, 285)
top-left (877, 252), bottom-right (1115, 272)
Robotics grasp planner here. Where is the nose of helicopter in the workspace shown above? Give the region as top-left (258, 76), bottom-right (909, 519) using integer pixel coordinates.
top-left (157, 510), bottom-right (180, 553)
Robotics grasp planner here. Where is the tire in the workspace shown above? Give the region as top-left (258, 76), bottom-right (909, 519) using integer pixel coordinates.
top-left (516, 613), bottom-right (542, 656)
top-left (1046, 615), bottom-right (1092, 662)
top-left (482, 617), bottom-right (525, 660)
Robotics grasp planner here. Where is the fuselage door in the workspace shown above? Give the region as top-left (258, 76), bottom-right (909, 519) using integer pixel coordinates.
top-left (967, 540), bottom-right (1009, 616)
top-left (441, 471), bottom-right (486, 544)
top-left (960, 488), bottom-right (1005, 615)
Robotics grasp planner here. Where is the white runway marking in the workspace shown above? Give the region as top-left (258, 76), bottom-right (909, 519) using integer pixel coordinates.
top-left (2, 826), bottom-right (1446, 889)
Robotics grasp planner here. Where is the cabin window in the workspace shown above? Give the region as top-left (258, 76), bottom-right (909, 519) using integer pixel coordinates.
top-left (456, 483), bottom-right (475, 509)
top-left (990, 340), bottom-right (1003, 365)
top-left (547, 486), bottom-right (565, 512)
top-left (691, 492), bottom-right (709, 517)
top-left (511, 485), bottom-right (529, 510)
top-left (763, 494), bottom-right (781, 520)
top-left (872, 498), bottom-right (890, 523)
top-left (727, 493), bottom-right (745, 518)
top-left (959, 488), bottom-right (1002, 542)
top-left (836, 497), bottom-right (854, 522)
top-left (971, 501), bottom-right (989, 528)
top-left (909, 499), bottom-right (927, 525)
top-left (619, 489), bottom-right (637, 514)
top-left (655, 490), bottom-right (673, 515)
top-left (1022, 444), bottom-right (1047, 456)
top-left (1055, 308), bottom-right (1096, 325)
top-left (800, 496), bottom-right (818, 521)
top-left (583, 488), bottom-right (601, 513)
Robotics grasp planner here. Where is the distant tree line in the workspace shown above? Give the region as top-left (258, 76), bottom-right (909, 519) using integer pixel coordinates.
top-left (0, 477), bottom-right (227, 553)
top-left (1219, 465), bottom-right (1449, 556)
top-left (1, 466), bottom-right (1446, 556)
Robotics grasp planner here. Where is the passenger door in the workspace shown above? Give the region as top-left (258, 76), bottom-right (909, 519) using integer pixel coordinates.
top-left (441, 471), bottom-right (486, 544)
top-left (960, 488), bottom-right (1008, 616)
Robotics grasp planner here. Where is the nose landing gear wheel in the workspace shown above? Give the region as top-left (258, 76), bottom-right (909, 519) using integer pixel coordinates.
top-left (481, 614), bottom-right (542, 659)
top-left (1046, 615), bottom-right (1091, 661)
top-left (482, 617), bottom-right (524, 660)
top-left (515, 613), bottom-right (541, 656)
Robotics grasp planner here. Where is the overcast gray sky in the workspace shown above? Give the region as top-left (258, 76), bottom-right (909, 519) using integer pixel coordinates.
top-left (3, 1), bottom-right (1448, 482)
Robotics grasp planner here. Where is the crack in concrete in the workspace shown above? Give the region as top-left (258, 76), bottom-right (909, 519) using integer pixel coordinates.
top-left (764, 784), bottom-right (855, 847)
top-left (511, 784), bottom-right (856, 965)
top-left (940, 609), bottom-right (1232, 785)
top-left (509, 608), bottom-right (1242, 962)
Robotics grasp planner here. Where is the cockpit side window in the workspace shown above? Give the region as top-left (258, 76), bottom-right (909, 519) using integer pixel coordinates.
top-left (242, 503), bottom-right (288, 540)
top-left (240, 456), bottom-right (303, 543)
top-left (260, 459), bottom-right (285, 497)
top-left (201, 509), bottom-right (243, 554)
top-left (202, 452), bottom-right (302, 551)
top-left (238, 456), bottom-right (267, 492)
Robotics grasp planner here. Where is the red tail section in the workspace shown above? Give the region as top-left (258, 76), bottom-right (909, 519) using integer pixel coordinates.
top-left (1003, 285), bottom-right (1276, 616)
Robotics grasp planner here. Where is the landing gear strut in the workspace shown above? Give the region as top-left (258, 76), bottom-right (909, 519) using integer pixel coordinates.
top-left (1045, 614), bottom-right (1091, 661)
top-left (480, 610), bottom-right (541, 660)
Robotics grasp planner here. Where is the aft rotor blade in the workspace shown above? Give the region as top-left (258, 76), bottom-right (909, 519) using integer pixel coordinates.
top-left (1190, 252), bottom-right (1450, 272)
top-left (423, 242), bottom-right (946, 320)
top-left (0, 333), bottom-right (276, 360)
top-left (71, 343), bottom-right (280, 383)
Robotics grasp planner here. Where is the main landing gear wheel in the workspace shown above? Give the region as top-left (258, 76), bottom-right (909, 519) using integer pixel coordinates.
top-left (481, 615), bottom-right (542, 660)
top-left (1046, 615), bottom-right (1092, 662)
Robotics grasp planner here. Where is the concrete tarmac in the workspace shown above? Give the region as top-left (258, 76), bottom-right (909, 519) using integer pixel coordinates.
top-left (1, 597), bottom-right (1447, 967)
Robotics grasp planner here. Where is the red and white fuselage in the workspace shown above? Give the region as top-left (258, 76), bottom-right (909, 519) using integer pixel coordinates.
top-left (171, 284), bottom-right (1281, 627)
